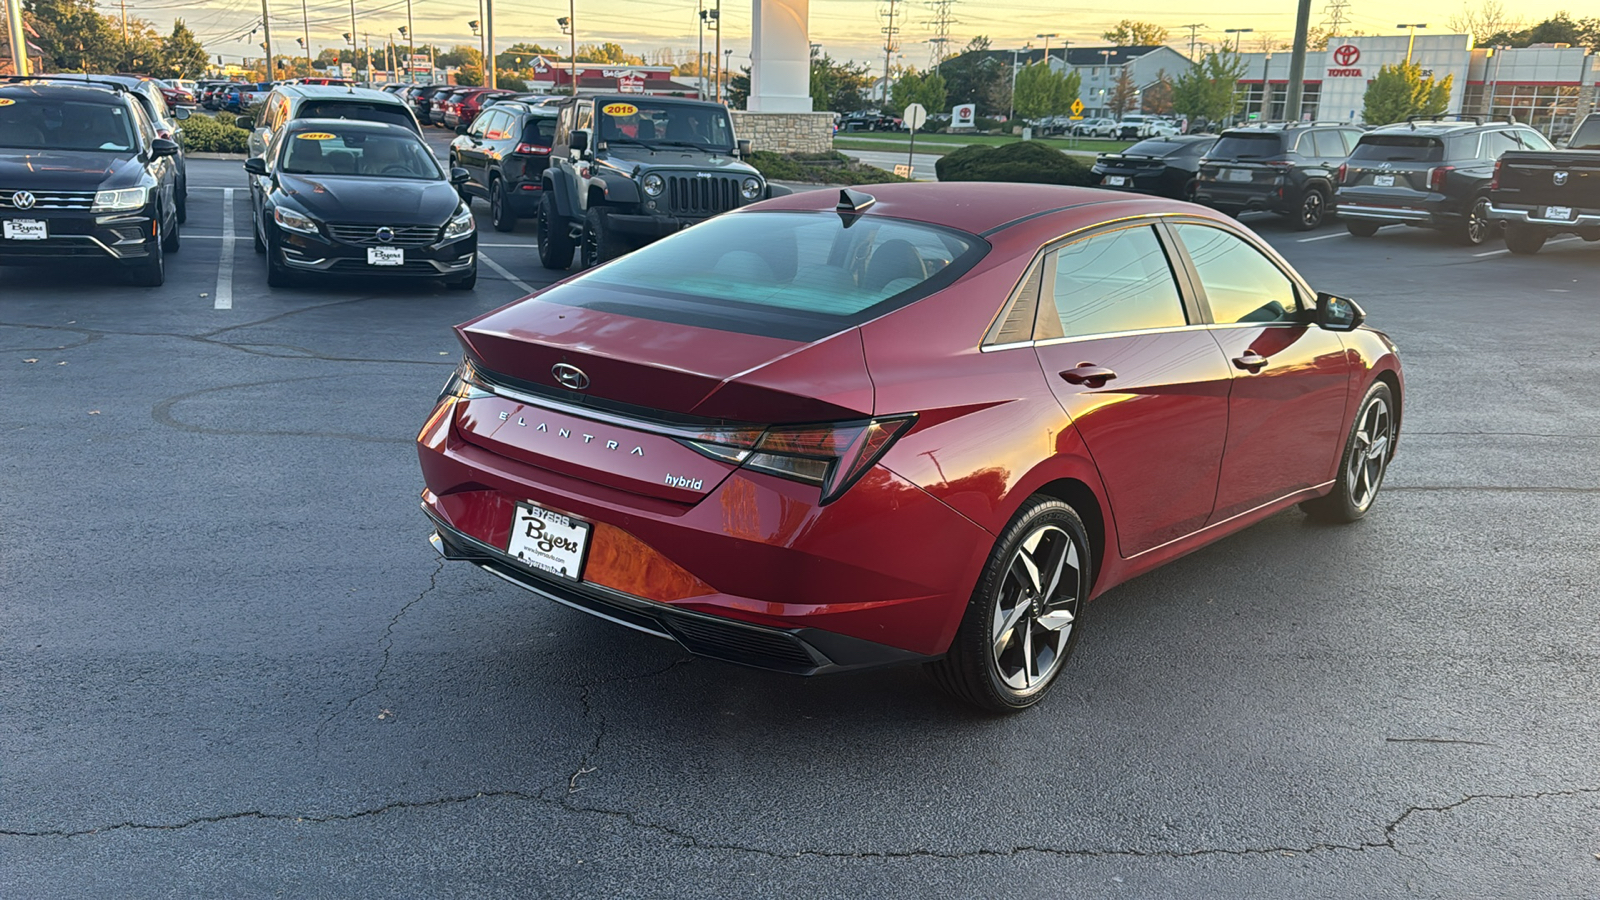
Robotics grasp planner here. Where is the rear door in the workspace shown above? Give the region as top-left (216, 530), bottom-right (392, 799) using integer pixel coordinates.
top-left (1167, 222), bottom-right (1352, 522)
top-left (1031, 223), bottom-right (1233, 557)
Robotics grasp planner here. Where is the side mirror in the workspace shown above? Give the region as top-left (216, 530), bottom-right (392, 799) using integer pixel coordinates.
top-left (151, 138), bottom-right (180, 158)
top-left (235, 115), bottom-right (255, 130)
top-left (173, 107), bottom-right (191, 121)
top-left (1316, 292), bottom-right (1365, 332)
top-left (455, 124), bottom-right (471, 135)
top-left (737, 138), bottom-right (753, 158)
top-left (449, 166), bottom-right (471, 185)
top-left (243, 157), bottom-right (268, 176)
top-left (569, 128), bottom-right (589, 155)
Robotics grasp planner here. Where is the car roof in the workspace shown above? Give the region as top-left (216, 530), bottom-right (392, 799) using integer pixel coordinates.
top-left (1364, 119), bottom-right (1514, 136)
top-left (277, 84), bottom-right (408, 104)
top-left (0, 81), bottom-right (131, 105)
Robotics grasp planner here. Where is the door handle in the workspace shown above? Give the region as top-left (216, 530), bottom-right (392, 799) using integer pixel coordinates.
top-left (1232, 351), bottom-right (1269, 373)
top-left (1060, 364), bottom-right (1117, 388)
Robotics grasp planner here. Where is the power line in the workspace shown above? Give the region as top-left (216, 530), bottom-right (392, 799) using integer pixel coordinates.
top-left (1180, 23), bottom-right (1206, 60)
top-left (922, 0), bottom-right (957, 69)
top-left (1321, 0), bottom-right (1351, 36)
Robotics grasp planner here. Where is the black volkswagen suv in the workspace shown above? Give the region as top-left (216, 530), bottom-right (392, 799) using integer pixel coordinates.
top-left (1337, 117), bottom-right (1556, 246)
top-left (1193, 122), bottom-right (1364, 230)
top-left (0, 80), bottom-right (182, 286)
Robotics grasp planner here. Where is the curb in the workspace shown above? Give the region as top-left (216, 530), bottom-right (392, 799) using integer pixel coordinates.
top-left (188, 152), bottom-right (248, 161)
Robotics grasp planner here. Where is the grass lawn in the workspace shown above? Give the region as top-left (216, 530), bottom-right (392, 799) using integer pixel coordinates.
top-left (833, 132), bottom-right (1136, 156)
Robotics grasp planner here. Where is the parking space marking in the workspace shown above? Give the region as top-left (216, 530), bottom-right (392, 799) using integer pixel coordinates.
top-left (478, 252), bottom-right (534, 294)
top-left (1298, 232), bottom-right (1348, 243)
top-left (1474, 236), bottom-right (1580, 258)
top-left (215, 188), bottom-right (235, 310)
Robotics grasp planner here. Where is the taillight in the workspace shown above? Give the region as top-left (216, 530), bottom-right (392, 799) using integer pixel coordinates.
top-left (1337, 163), bottom-right (1348, 185)
top-left (1264, 160), bottom-right (1293, 167)
top-left (1489, 159), bottom-right (1502, 191)
top-left (514, 143), bottom-right (552, 155)
top-left (1427, 165), bottom-right (1455, 192)
top-left (679, 416), bottom-right (917, 504)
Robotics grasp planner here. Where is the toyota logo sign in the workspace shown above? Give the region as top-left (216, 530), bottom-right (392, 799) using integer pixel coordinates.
top-left (1333, 44), bottom-right (1361, 66)
top-left (11, 190), bottom-right (35, 210)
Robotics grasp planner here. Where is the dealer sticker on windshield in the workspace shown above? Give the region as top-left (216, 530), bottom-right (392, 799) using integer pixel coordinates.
top-left (0, 99), bottom-right (15, 107)
top-left (601, 103), bottom-right (638, 117)
top-left (296, 132), bottom-right (336, 140)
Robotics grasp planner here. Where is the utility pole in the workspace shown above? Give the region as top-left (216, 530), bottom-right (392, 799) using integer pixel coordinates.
top-left (881, 0), bottom-right (899, 106)
top-left (6, 0), bottom-right (30, 77)
top-left (300, 0), bottom-right (311, 76)
top-left (1180, 23), bottom-right (1206, 60)
top-left (259, 0), bottom-right (275, 79)
top-left (1284, 0), bottom-right (1313, 122)
top-left (567, 0), bottom-right (575, 96)
top-left (405, 0), bottom-right (415, 82)
top-left (347, 0), bottom-right (357, 78)
top-left (363, 32), bottom-right (371, 81)
top-left (697, 0), bottom-right (705, 100)
top-left (714, 0), bottom-right (724, 102)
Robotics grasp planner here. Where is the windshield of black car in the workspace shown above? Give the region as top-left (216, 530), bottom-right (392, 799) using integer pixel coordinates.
top-left (1569, 117), bottom-right (1600, 150)
top-left (596, 101), bottom-right (733, 150)
top-left (0, 98), bottom-right (138, 152)
top-left (1348, 135), bottom-right (1445, 162)
top-left (1209, 134), bottom-right (1285, 159)
top-left (293, 101), bottom-right (416, 130)
top-left (279, 130), bottom-right (442, 179)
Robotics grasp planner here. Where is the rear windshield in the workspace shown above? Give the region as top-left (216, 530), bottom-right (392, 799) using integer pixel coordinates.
top-left (1569, 117), bottom-right (1600, 150)
top-left (1126, 139), bottom-right (1202, 157)
top-left (521, 116), bottom-right (556, 145)
top-left (295, 100), bottom-right (416, 131)
top-left (0, 98), bottom-right (137, 152)
top-left (1349, 135), bottom-right (1445, 162)
top-left (280, 129), bottom-right (441, 179)
top-left (542, 211), bottom-right (988, 341)
top-left (1209, 133), bottom-right (1285, 159)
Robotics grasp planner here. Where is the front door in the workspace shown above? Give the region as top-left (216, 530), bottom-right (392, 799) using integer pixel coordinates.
top-left (1032, 223), bottom-right (1234, 558)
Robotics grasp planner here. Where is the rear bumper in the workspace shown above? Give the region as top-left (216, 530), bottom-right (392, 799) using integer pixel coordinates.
top-left (1488, 203), bottom-right (1600, 228)
top-left (1193, 183), bottom-right (1289, 213)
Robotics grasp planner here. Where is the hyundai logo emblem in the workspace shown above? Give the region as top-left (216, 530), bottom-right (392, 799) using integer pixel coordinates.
top-left (552, 363), bottom-right (590, 391)
top-left (11, 190), bottom-right (35, 210)
top-left (1553, 171), bottom-right (1569, 186)
top-left (375, 226), bottom-right (395, 242)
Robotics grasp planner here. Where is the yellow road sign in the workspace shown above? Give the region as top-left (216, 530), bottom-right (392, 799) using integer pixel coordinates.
top-left (1070, 98), bottom-right (1084, 116)
top-left (1070, 115), bottom-right (1083, 120)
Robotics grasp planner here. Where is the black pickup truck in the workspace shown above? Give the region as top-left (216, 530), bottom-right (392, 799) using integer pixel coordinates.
top-left (1488, 113), bottom-right (1600, 255)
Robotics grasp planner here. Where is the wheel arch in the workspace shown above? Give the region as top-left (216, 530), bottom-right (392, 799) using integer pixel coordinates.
top-left (1029, 477), bottom-right (1109, 596)
top-left (1372, 365), bottom-right (1403, 456)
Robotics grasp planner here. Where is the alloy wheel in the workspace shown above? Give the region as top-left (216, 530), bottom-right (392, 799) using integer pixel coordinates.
top-left (1347, 394), bottom-right (1392, 512)
top-left (1465, 197), bottom-right (1490, 245)
top-left (990, 525), bottom-right (1082, 692)
top-left (1300, 190), bottom-right (1325, 229)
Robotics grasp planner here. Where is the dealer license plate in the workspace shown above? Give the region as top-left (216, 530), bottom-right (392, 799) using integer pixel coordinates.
top-left (1544, 205), bottom-right (1574, 221)
top-left (3, 219), bottom-right (47, 240)
top-left (1373, 174), bottom-right (1396, 187)
top-left (1225, 169), bottom-right (1253, 182)
top-left (1102, 175), bottom-right (1128, 186)
top-left (367, 246), bottom-right (404, 266)
top-left (507, 502), bottom-right (590, 580)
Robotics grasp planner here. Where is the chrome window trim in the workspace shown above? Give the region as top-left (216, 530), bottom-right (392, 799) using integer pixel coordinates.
top-left (982, 322), bottom-right (1213, 351)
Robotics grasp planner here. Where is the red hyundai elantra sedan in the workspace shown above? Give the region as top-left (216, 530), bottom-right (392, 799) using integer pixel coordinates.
top-left (417, 183), bottom-right (1402, 712)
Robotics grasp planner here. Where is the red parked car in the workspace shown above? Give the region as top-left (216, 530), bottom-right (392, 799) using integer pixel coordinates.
top-left (416, 183), bottom-right (1403, 712)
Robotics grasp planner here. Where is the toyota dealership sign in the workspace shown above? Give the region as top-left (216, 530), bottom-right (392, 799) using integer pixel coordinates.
top-left (1328, 44), bottom-right (1362, 77)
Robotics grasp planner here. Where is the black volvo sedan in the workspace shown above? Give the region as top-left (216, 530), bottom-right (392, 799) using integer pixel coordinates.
top-left (246, 119), bottom-right (477, 289)
top-left (1090, 134), bottom-right (1218, 201)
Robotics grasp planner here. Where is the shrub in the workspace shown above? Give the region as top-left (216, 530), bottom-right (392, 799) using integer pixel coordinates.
top-left (935, 140), bottom-right (1095, 186)
top-left (182, 111), bottom-right (250, 154)
top-left (748, 150), bottom-right (910, 185)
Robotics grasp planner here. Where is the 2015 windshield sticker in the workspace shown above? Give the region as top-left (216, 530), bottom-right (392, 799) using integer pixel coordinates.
top-left (602, 103), bottom-right (638, 117)
top-left (0, 98), bottom-right (15, 106)
top-left (296, 131), bottom-right (337, 140)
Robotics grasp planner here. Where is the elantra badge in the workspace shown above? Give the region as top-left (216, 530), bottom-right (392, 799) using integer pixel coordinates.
top-left (11, 191), bottom-right (35, 210)
top-left (552, 363), bottom-right (590, 390)
top-left (1553, 171), bottom-right (1569, 186)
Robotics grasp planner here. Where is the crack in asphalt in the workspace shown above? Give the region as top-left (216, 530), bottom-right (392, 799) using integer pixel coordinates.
top-left (151, 375), bottom-right (416, 444)
top-left (546, 657), bottom-right (695, 799)
top-left (312, 560), bottom-right (446, 751)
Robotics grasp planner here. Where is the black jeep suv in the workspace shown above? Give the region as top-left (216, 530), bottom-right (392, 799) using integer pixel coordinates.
top-left (0, 80), bottom-right (183, 286)
top-left (536, 95), bottom-right (785, 269)
top-left (1339, 116), bottom-right (1556, 246)
top-left (1193, 122), bottom-right (1364, 230)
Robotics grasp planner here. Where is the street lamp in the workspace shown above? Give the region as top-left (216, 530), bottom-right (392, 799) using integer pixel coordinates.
top-left (397, 24), bottom-right (412, 83)
top-left (1008, 43), bottom-right (1032, 123)
top-left (557, 12), bottom-right (575, 97)
top-left (1036, 33), bottom-right (1058, 63)
top-left (1397, 23), bottom-right (1427, 64)
top-left (1224, 28), bottom-right (1253, 54)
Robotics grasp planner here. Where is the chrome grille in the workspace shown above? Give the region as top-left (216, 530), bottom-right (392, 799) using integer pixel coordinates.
top-left (0, 190), bottom-right (96, 211)
top-left (325, 223), bottom-right (440, 247)
top-left (665, 175), bottom-right (741, 217)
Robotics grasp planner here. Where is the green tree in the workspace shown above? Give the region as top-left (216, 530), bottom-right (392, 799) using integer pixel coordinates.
top-left (1011, 61), bottom-right (1081, 119)
top-left (25, 0), bottom-right (120, 71)
top-left (575, 42), bottom-right (642, 65)
top-left (435, 45), bottom-right (482, 69)
top-left (454, 65), bottom-right (483, 87)
top-left (1142, 70), bottom-right (1174, 114)
top-left (1101, 19), bottom-right (1169, 45)
top-left (727, 66), bottom-right (751, 109)
top-left (1109, 67), bottom-right (1138, 116)
top-left (809, 49), bottom-right (873, 113)
top-left (1361, 61), bottom-right (1452, 125)
top-left (158, 19), bottom-right (209, 79)
top-left (918, 69), bottom-right (948, 114)
top-left (1172, 48), bottom-right (1247, 124)
top-left (939, 35), bottom-right (1002, 109)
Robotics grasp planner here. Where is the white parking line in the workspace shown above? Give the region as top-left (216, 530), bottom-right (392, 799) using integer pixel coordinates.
top-left (1475, 235), bottom-right (1581, 257)
top-left (215, 188), bottom-right (235, 310)
top-left (478, 252), bottom-right (534, 294)
top-left (1297, 232), bottom-right (1348, 243)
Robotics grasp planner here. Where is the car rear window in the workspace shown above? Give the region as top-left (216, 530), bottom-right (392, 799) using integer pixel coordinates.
top-left (1569, 117), bottom-right (1600, 150)
top-left (1349, 135), bottom-right (1445, 162)
top-left (542, 211), bottom-right (989, 341)
top-left (521, 117), bottom-right (556, 145)
top-left (1125, 139), bottom-right (1191, 157)
top-left (0, 98), bottom-right (137, 152)
top-left (1209, 133), bottom-right (1284, 159)
top-left (294, 100), bottom-right (416, 131)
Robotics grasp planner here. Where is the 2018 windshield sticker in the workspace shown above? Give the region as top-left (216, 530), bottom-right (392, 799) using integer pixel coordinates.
top-left (296, 132), bottom-right (336, 140)
top-left (0, 99), bottom-right (15, 106)
top-left (602, 103), bottom-right (638, 117)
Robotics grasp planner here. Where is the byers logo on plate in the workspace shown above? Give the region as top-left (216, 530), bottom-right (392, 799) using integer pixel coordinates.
top-left (296, 132), bottom-right (337, 140)
top-left (602, 103), bottom-right (638, 117)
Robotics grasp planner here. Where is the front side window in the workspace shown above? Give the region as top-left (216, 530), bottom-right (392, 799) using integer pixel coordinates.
top-left (1042, 226), bottom-right (1186, 339)
top-left (279, 129), bottom-right (442, 179)
top-left (595, 100), bottom-right (733, 150)
top-left (0, 98), bottom-right (137, 152)
top-left (1173, 224), bottom-right (1302, 325)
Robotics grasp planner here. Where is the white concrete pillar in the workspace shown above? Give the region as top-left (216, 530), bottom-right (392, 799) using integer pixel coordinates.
top-left (749, 0), bottom-right (813, 112)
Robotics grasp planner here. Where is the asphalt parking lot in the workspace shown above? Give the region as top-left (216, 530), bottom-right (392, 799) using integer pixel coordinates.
top-left (3, 149), bottom-right (1598, 898)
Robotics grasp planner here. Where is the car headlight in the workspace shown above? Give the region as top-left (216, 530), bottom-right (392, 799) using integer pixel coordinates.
top-left (642, 173), bottom-right (664, 197)
top-left (273, 206), bottom-right (320, 235)
top-left (92, 186), bottom-right (149, 213)
top-left (442, 205), bottom-right (475, 241)
top-left (741, 177), bottom-right (762, 200)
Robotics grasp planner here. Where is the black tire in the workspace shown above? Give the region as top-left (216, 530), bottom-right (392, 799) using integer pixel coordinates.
top-left (252, 214), bottom-right (265, 253)
top-left (264, 229), bottom-right (292, 288)
top-left (1301, 380), bottom-right (1396, 524)
top-left (927, 496), bottom-right (1093, 713)
top-left (1455, 196), bottom-right (1492, 246)
top-left (1346, 219), bottom-right (1381, 238)
top-left (161, 211), bottom-right (180, 253)
top-left (1293, 187), bottom-right (1328, 231)
top-left (536, 191), bottom-right (574, 270)
top-left (1503, 224), bottom-right (1547, 256)
top-left (128, 219), bottom-right (166, 287)
top-left (580, 205), bottom-right (624, 268)
top-left (176, 186), bottom-right (187, 224)
top-left (446, 266), bottom-right (477, 291)
top-left (491, 178), bottom-right (516, 232)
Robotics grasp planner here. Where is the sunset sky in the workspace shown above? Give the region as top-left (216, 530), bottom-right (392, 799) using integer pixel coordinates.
top-left (141, 0), bottom-right (1578, 71)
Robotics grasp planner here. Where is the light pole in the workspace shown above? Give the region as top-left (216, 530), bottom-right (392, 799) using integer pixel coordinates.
top-left (484, 0), bottom-right (496, 88)
top-left (1008, 43), bottom-right (1032, 122)
top-left (1098, 49), bottom-right (1114, 117)
top-left (557, 13), bottom-right (574, 96)
top-left (1262, 49), bottom-right (1272, 121)
top-left (1397, 23), bottom-right (1426, 64)
top-left (1224, 28), bottom-right (1253, 54)
top-left (469, 18), bottom-right (483, 84)
top-left (346, 0), bottom-right (356, 78)
top-left (1036, 33), bottom-right (1057, 64)
top-left (697, 1), bottom-right (706, 100)
top-left (397, 25), bottom-right (410, 82)
top-left (1488, 44), bottom-right (1505, 119)
top-left (300, 0), bottom-right (311, 76)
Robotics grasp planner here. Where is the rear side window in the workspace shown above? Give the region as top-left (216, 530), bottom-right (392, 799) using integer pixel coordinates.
top-left (1571, 117), bottom-right (1600, 150)
top-left (295, 100), bottom-right (416, 130)
top-left (1480, 131), bottom-right (1522, 160)
top-left (1310, 130), bottom-right (1349, 157)
top-left (1040, 226), bottom-right (1186, 339)
top-left (545, 211), bottom-right (987, 341)
top-left (1209, 133), bottom-right (1285, 160)
top-left (1349, 135), bottom-right (1444, 163)
top-left (1173, 224), bottom-right (1302, 325)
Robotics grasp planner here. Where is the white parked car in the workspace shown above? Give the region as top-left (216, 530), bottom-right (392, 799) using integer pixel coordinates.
top-left (1115, 115), bottom-right (1180, 140)
top-left (1070, 117), bottom-right (1118, 137)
